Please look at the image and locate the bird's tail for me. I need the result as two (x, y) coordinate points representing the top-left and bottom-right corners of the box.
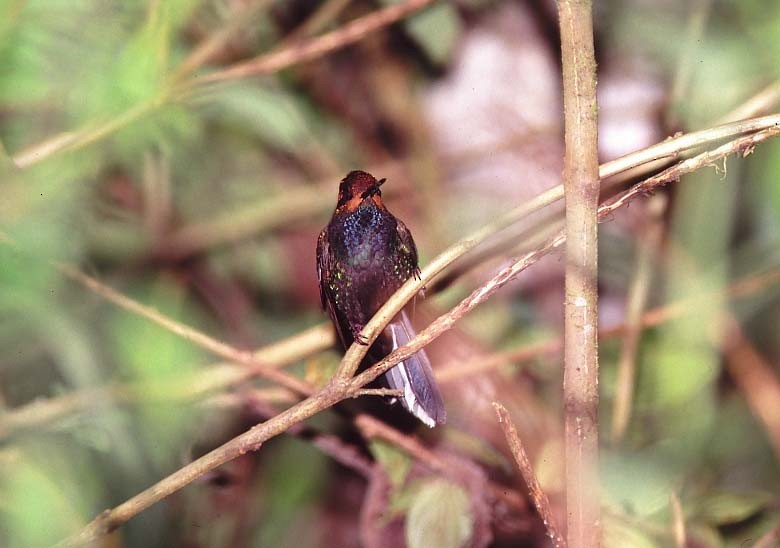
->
(382, 310), (446, 427)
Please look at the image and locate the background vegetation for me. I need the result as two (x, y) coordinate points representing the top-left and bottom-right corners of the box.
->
(1, 0), (779, 547)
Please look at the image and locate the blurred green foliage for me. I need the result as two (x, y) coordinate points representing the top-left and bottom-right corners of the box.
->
(0, 0), (779, 547)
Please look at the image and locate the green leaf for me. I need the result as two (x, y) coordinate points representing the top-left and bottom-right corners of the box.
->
(694, 491), (772, 526)
(442, 428), (511, 472)
(602, 515), (660, 548)
(1, 448), (98, 548)
(405, 4), (461, 64)
(111, 278), (204, 467)
(204, 83), (315, 151)
(369, 439), (412, 490)
(405, 479), (473, 548)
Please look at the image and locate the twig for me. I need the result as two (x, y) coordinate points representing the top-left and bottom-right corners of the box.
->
(245, 394), (374, 478)
(722, 315), (780, 461)
(171, 0), (274, 81)
(352, 388), (403, 398)
(717, 80), (780, 124)
(280, 0), (354, 45)
(610, 194), (667, 443)
(194, 0), (436, 85)
(493, 403), (565, 548)
(669, 492), (686, 548)
(558, 2), (601, 544)
(57, 125), (780, 546)
(354, 414), (526, 512)
(436, 265), (780, 383)
(56, 263), (314, 396)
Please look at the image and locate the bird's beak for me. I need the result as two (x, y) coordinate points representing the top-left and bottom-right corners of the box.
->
(361, 178), (386, 199)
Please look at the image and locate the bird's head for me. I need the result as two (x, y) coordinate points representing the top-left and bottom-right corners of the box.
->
(336, 170), (386, 211)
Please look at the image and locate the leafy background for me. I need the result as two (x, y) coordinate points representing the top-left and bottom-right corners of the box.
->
(1, 0), (780, 547)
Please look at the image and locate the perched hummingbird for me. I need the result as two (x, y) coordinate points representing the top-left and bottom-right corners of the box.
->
(316, 170), (446, 427)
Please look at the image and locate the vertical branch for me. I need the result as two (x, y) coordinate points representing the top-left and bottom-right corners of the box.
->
(610, 194), (666, 442)
(557, 1), (600, 546)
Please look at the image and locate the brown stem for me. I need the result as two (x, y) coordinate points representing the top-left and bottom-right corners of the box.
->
(722, 315), (780, 461)
(493, 403), (565, 548)
(557, 2), (601, 544)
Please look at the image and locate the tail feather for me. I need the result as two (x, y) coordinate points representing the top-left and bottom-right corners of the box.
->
(382, 310), (446, 427)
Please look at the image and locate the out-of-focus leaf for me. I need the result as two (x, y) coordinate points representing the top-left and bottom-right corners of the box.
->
(686, 525), (724, 548)
(535, 438), (565, 494)
(443, 428), (511, 472)
(405, 479), (473, 548)
(204, 84), (316, 151)
(370, 439), (412, 490)
(694, 491), (773, 526)
(602, 515), (660, 548)
(255, 439), (328, 547)
(65, 1), (201, 160)
(405, 3), (461, 64)
(111, 278), (204, 467)
(602, 450), (676, 516)
(1, 448), (97, 548)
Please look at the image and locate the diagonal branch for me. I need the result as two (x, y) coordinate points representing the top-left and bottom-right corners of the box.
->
(194, 0), (436, 86)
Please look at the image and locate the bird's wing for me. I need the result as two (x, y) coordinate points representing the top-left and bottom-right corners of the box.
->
(316, 228), (350, 348)
(394, 218), (419, 272)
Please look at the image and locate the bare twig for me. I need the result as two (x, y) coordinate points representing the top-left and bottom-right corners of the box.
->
(493, 403), (565, 548)
(557, 2), (601, 545)
(722, 315), (780, 461)
(171, 0), (274, 81)
(56, 264), (314, 396)
(437, 265), (780, 383)
(669, 492), (686, 548)
(610, 194), (667, 442)
(717, 80), (780, 124)
(355, 414), (526, 512)
(194, 0), (435, 85)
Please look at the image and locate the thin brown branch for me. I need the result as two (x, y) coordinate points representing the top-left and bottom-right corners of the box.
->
(558, 1), (601, 544)
(610, 194), (667, 443)
(245, 395), (374, 478)
(56, 263), (314, 396)
(722, 315), (780, 461)
(436, 265), (780, 383)
(194, 0), (435, 85)
(354, 414), (527, 512)
(493, 403), (565, 548)
(171, 0), (274, 81)
(717, 80), (780, 124)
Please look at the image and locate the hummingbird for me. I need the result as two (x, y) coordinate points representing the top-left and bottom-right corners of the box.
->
(316, 170), (446, 427)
